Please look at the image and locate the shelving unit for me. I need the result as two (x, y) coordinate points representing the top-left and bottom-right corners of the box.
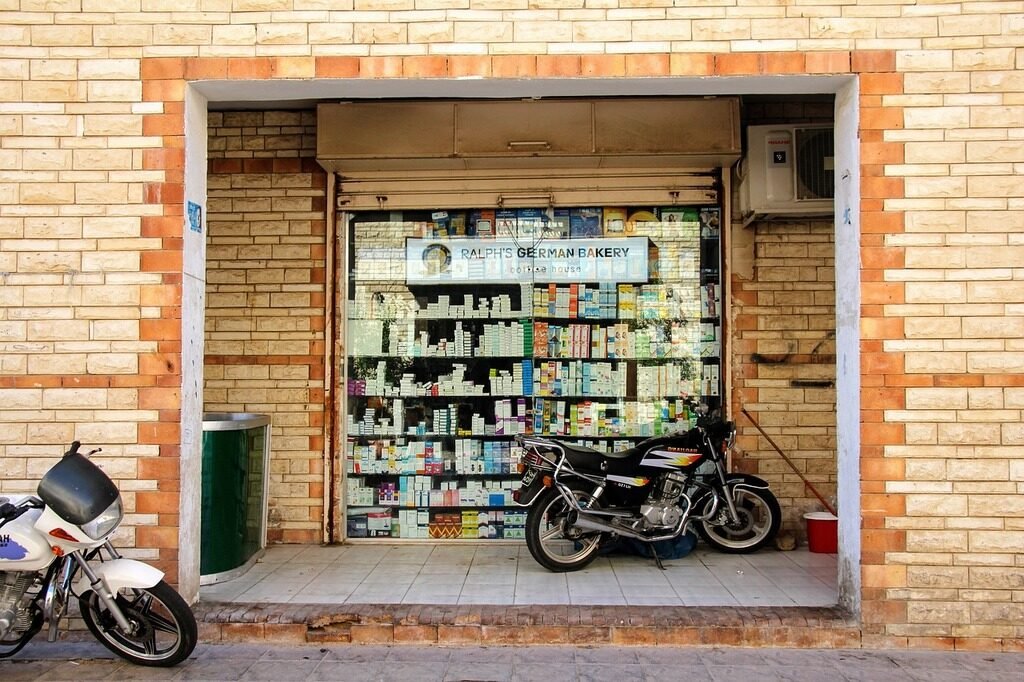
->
(344, 206), (721, 541)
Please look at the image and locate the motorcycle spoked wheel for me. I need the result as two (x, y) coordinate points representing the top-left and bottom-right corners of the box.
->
(697, 478), (781, 554)
(525, 486), (605, 572)
(79, 580), (197, 667)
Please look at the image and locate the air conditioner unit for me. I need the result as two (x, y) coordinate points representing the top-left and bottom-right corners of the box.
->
(738, 124), (835, 224)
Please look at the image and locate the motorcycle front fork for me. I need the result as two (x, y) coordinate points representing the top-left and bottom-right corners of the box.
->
(73, 551), (136, 635)
(716, 466), (742, 525)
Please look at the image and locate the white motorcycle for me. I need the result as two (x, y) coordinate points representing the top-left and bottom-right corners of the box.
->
(0, 441), (196, 666)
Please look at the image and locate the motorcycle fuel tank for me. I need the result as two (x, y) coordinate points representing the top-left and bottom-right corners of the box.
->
(0, 503), (55, 571)
(639, 446), (705, 470)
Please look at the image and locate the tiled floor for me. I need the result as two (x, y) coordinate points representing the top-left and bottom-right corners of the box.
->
(200, 544), (838, 607)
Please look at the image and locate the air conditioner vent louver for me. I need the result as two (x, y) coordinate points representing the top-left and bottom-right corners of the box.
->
(795, 127), (834, 201)
(738, 124), (835, 224)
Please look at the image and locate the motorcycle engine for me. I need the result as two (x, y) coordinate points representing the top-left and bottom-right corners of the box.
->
(0, 572), (33, 638)
(640, 472), (689, 529)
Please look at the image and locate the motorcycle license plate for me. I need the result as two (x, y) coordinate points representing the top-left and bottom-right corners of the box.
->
(514, 468), (544, 506)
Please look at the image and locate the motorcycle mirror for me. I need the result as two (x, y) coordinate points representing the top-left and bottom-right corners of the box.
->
(64, 440), (81, 458)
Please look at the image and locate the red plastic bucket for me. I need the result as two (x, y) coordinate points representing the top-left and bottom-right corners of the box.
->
(804, 511), (838, 553)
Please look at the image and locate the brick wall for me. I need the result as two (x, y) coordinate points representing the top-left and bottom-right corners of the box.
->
(0, 0), (1021, 651)
(205, 111), (327, 544)
(731, 220), (837, 538)
(730, 99), (838, 538)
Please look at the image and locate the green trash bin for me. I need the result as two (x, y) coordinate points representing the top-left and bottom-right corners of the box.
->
(200, 412), (270, 583)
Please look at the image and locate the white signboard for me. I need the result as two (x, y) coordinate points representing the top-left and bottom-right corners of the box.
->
(406, 237), (650, 285)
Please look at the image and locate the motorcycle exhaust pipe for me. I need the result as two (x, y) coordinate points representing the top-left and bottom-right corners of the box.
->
(568, 509), (685, 544)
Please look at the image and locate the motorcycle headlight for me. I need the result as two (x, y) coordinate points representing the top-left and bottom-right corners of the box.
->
(81, 496), (123, 540)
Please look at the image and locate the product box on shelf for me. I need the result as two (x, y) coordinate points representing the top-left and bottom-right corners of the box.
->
(431, 211), (451, 237)
(517, 208), (547, 237)
(702, 363), (721, 397)
(569, 208), (602, 237)
(550, 209), (571, 238)
(495, 209), (517, 237)
(347, 512), (368, 538)
(603, 207), (627, 235)
(470, 209), (495, 238)
(658, 207), (699, 231)
(701, 282), (721, 318)
(366, 508), (394, 537)
(451, 213), (467, 236)
(461, 511), (477, 538)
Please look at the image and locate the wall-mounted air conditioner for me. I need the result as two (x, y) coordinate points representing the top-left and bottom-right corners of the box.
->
(738, 124), (835, 224)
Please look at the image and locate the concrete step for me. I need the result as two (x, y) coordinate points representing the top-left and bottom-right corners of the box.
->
(194, 602), (859, 648)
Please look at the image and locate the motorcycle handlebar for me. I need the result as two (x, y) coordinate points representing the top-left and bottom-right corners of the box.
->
(0, 497), (41, 528)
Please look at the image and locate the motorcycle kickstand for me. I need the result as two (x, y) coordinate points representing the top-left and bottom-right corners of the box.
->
(650, 545), (667, 571)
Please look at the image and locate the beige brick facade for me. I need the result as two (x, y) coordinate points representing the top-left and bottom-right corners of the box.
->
(205, 110), (326, 545)
(731, 219), (838, 536)
(0, 0), (1022, 651)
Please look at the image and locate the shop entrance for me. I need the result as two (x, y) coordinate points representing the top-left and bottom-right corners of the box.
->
(188, 75), (860, 610)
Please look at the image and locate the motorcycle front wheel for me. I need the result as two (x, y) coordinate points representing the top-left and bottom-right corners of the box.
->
(697, 476), (781, 554)
(525, 486), (604, 572)
(79, 579), (197, 667)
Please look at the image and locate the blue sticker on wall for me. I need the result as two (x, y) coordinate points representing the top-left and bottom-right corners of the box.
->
(0, 534), (29, 560)
(187, 201), (202, 234)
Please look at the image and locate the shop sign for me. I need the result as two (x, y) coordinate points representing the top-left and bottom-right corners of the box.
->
(406, 237), (649, 285)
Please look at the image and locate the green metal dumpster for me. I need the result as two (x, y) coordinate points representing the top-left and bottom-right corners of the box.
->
(200, 412), (270, 584)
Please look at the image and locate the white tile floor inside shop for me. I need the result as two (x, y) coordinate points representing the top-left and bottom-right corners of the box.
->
(200, 544), (838, 607)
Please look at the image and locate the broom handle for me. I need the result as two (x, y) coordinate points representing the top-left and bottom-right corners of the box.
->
(740, 407), (837, 516)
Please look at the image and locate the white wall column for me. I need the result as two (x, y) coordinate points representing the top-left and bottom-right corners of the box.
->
(833, 77), (862, 614)
(179, 85), (209, 603)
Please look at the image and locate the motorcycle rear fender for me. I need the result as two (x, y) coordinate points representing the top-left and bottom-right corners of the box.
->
(74, 558), (164, 596)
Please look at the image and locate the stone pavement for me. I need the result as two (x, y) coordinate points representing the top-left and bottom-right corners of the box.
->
(2, 640), (1023, 681)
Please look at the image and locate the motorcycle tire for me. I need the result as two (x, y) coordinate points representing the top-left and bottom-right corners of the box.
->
(525, 486), (605, 572)
(79, 579), (197, 667)
(697, 474), (781, 554)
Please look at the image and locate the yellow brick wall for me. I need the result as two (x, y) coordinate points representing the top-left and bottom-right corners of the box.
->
(731, 220), (837, 538)
(730, 98), (838, 540)
(206, 110), (327, 544)
(0, 0), (1020, 649)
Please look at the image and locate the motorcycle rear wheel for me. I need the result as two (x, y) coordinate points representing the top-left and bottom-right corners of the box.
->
(697, 476), (781, 554)
(525, 486), (604, 572)
(79, 579), (197, 667)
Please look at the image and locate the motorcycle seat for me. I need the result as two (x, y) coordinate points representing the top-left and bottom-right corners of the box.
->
(558, 440), (643, 474)
(560, 441), (634, 460)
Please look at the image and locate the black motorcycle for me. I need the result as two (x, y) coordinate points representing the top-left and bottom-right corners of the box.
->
(514, 408), (780, 572)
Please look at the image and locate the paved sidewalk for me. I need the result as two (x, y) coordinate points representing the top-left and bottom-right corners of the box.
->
(2, 641), (1023, 681)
